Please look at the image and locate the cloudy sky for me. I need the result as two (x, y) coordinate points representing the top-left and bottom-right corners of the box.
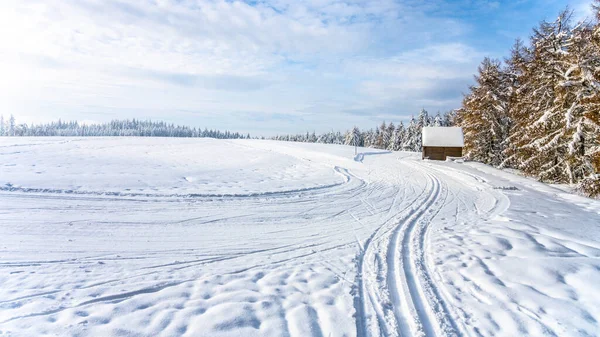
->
(0, 0), (594, 135)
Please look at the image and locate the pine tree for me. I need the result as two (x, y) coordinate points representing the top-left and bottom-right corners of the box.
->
(392, 122), (405, 151)
(417, 109), (429, 129)
(362, 129), (373, 148)
(569, 4), (600, 195)
(346, 126), (362, 153)
(554, 21), (600, 186)
(404, 117), (419, 151)
(508, 11), (575, 181)
(502, 39), (531, 168)
(352, 126), (362, 147)
(385, 122), (395, 150)
(433, 112), (443, 127)
(443, 110), (457, 126)
(388, 125), (397, 151)
(8, 115), (15, 136)
(458, 57), (511, 166)
(375, 122), (386, 149)
(344, 130), (353, 145)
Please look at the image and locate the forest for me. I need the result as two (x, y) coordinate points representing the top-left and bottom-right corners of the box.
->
(0, 117), (250, 140)
(271, 109), (454, 152)
(456, 6), (600, 197)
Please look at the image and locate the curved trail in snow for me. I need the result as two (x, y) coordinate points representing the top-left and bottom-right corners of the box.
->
(357, 157), (511, 337)
(0, 166), (356, 200)
(357, 160), (455, 337)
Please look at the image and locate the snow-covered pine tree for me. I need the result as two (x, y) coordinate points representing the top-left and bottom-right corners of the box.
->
(352, 126), (362, 147)
(417, 109), (429, 129)
(388, 124), (397, 151)
(582, 2), (600, 196)
(392, 122), (405, 151)
(567, 7), (600, 195)
(552, 20), (600, 187)
(8, 115), (15, 136)
(0, 115), (4, 136)
(404, 117), (419, 152)
(343, 130), (353, 145)
(399, 121), (409, 151)
(508, 11), (575, 182)
(347, 126), (362, 154)
(457, 57), (510, 166)
(415, 110), (429, 150)
(501, 39), (530, 168)
(433, 112), (443, 126)
(385, 122), (395, 150)
(443, 110), (457, 126)
(375, 121), (386, 149)
(361, 129), (372, 148)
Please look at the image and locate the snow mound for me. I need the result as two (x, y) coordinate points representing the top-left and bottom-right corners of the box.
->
(0, 137), (343, 196)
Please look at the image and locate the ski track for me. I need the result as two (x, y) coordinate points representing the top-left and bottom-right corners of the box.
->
(357, 161), (460, 337)
(1, 138), (599, 337)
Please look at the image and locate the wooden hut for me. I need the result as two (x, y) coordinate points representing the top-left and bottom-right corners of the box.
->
(422, 127), (464, 160)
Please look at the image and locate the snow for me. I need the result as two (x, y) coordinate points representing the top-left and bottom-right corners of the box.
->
(0, 138), (339, 196)
(1, 137), (599, 337)
(422, 127), (464, 147)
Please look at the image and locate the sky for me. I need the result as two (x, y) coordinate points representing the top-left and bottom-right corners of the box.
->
(0, 0), (595, 136)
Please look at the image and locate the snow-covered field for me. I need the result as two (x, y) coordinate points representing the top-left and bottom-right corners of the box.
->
(1, 138), (599, 337)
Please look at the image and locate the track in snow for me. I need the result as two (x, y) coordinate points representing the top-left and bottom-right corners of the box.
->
(357, 161), (459, 337)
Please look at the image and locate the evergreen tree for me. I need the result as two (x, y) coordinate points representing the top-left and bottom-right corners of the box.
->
(443, 110), (457, 126)
(433, 112), (443, 127)
(457, 57), (511, 166)
(9, 115), (15, 136)
(375, 122), (386, 149)
(392, 122), (405, 151)
(352, 126), (362, 148)
(508, 11), (575, 181)
(385, 122), (395, 150)
(417, 109), (429, 129)
(404, 117), (419, 151)
(501, 39), (530, 167)
(343, 130), (353, 146)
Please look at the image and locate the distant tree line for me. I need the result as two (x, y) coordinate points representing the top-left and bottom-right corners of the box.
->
(456, 4), (600, 197)
(272, 109), (455, 152)
(0, 116), (250, 139)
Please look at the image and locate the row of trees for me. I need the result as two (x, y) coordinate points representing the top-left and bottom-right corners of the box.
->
(456, 0), (600, 196)
(273, 109), (455, 151)
(0, 115), (16, 136)
(457, 4), (600, 196)
(0, 116), (251, 139)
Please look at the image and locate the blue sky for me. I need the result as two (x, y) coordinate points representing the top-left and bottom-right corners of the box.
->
(0, 0), (594, 136)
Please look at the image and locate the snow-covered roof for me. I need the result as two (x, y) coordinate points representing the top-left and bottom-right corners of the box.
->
(422, 127), (464, 147)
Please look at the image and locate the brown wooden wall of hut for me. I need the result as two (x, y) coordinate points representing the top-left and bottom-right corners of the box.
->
(422, 146), (463, 160)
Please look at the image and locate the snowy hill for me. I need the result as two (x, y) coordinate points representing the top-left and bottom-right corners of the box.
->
(0, 138), (599, 337)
